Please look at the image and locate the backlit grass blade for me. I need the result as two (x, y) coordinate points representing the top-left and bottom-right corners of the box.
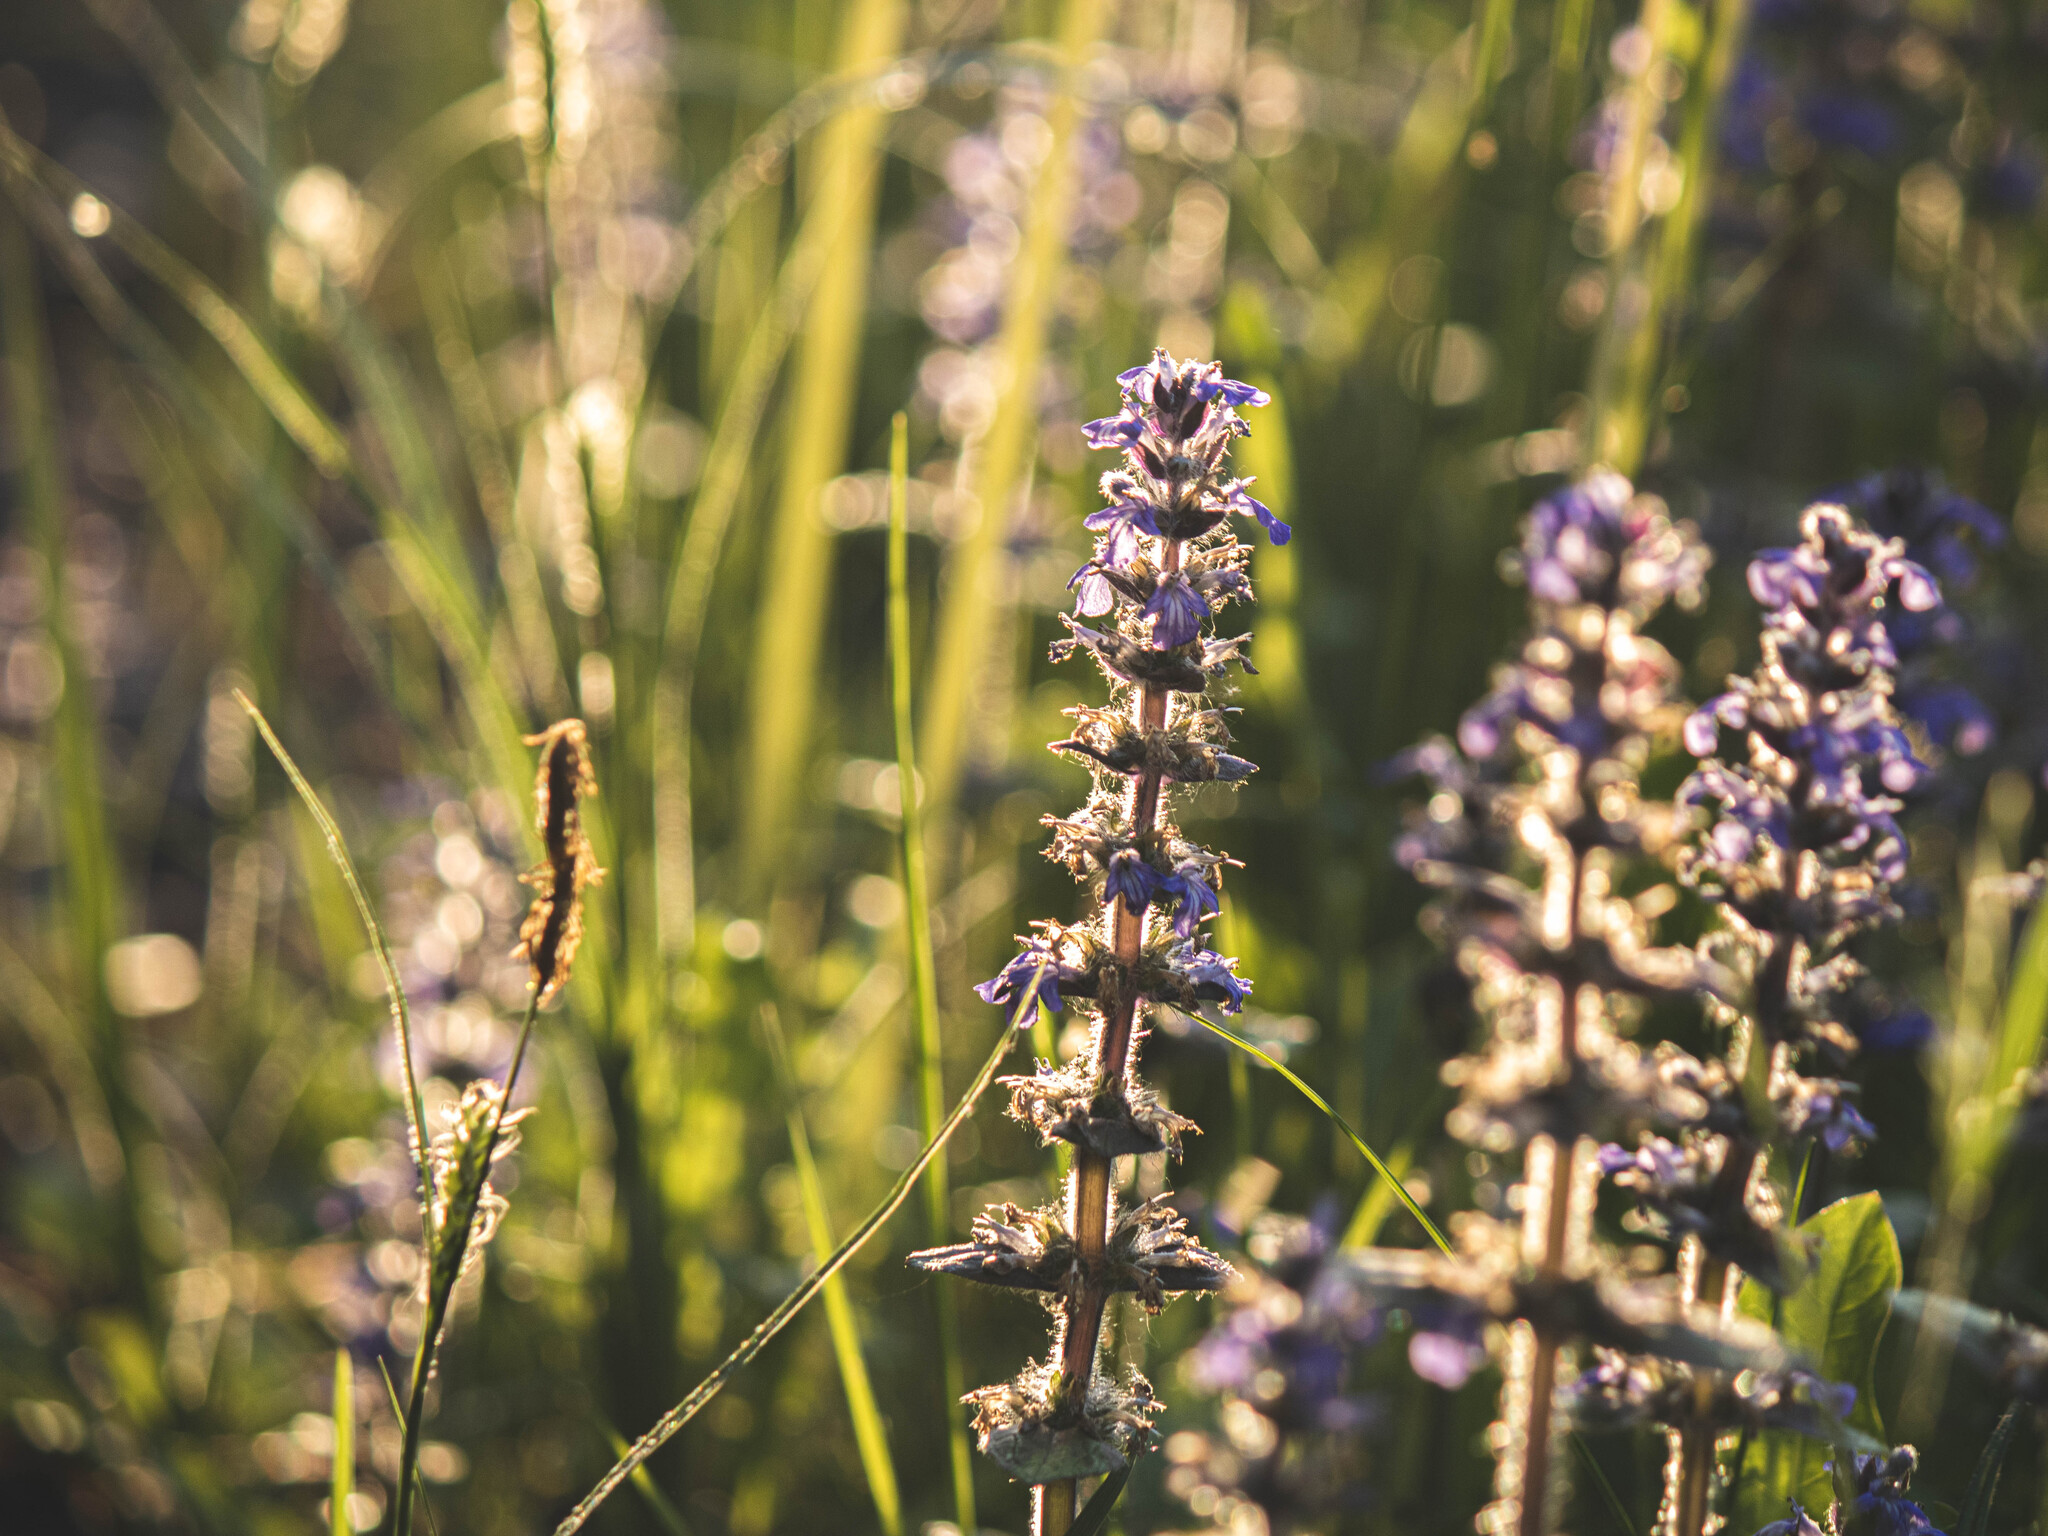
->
(889, 412), (976, 1531)
(0, 210), (121, 1032)
(760, 1007), (903, 1536)
(0, 117), (382, 677)
(1599, 0), (1752, 473)
(1340, 1139), (1417, 1248)
(602, 1428), (695, 1536)
(919, 0), (1112, 824)
(16, 141), (350, 476)
(330, 1351), (353, 1536)
(740, 0), (908, 895)
(555, 968), (1046, 1536)
(1188, 1014), (1451, 1257)
(236, 692), (432, 1217)
(651, 179), (842, 954)
(1471, 0), (1521, 115)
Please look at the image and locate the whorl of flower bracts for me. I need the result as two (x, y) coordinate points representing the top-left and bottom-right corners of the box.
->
(908, 352), (1276, 1530)
(1679, 503), (1940, 1153)
(1371, 472), (1797, 1536)
(514, 719), (604, 1003)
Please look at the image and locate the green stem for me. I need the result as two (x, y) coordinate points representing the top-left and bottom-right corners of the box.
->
(393, 990), (541, 1536)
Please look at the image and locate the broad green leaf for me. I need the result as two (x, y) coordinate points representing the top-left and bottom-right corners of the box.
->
(1730, 1192), (1902, 1535)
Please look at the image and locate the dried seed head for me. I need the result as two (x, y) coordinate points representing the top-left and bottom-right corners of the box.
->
(514, 719), (605, 1002)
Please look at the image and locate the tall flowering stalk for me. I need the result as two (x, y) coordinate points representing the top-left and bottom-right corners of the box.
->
(1350, 473), (1782, 1536)
(909, 352), (1282, 1533)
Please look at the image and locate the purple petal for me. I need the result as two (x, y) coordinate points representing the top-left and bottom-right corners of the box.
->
(1895, 559), (1940, 612)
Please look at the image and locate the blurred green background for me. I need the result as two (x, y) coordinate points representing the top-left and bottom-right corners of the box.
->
(0, 0), (2046, 1530)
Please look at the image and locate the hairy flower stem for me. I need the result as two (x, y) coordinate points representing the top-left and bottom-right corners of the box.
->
(394, 991), (540, 1536)
(1667, 1241), (1737, 1536)
(1037, 546), (1180, 1536)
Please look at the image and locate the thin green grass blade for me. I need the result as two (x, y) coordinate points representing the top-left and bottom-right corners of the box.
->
(919, 0), (1112, 823)
(1599, 0), (1753, 472)
(555, 966), (1046, 1536)
(375, 1360), (441, 1536)
(1956, 1398), (2025, 1536)
(1340, 1139), (1416, 1249)
(0, 116), (384, 679)
(740, 0), (907, 894)
(651, 177), (840, 954)
(0, 210), (121, 1032)
(236, 692), (431, 1221)
(324, 311), (535, 824)
(601, 1428), (695, 1536)
(888, 412), (977, 1531)
(15, 141), (350, 476)
(330, 1352), (354, 1536)
(1470, 0), (1521, 114)
(1188, 1015), (1451, 1257)
(1067, 1462), (1136, 1536)
(760, 1008), (903, 1536)
(1571, 1430), (1637, 1536)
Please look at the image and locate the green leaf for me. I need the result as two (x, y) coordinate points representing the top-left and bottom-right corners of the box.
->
(1067, 1462), (1136, 1536)
(1730, 1192), (1903, 1535)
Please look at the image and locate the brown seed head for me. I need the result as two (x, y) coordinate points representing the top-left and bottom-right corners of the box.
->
(514, 720), (604, 1002)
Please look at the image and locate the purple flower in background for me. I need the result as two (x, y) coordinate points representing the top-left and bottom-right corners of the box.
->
(1177, 1211), (1382, 1528)
(1682, 501), (1937, 1149)
(1843, 1448), (1946, 1536)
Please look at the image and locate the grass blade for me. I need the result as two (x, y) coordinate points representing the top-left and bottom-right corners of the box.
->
(0, 208), (121, 1028)
(601, 1428), (695, 1536)
(651, 174), (841, 954)
(1188, 1014), (1451, 1257)
(554, 972), (1044, 1536)
(330, 1352), (354, 1536)
(740, 0), (908, 894)
(14, 140), (350, 476)
(919, 0), (1112, 823)
(1956, 1398), (2024, 1536)
(1067, 1462), (1135, 1536)
(236, 692), (431, 1220)
(760, 1007), (903, 1536)
(889, 412), (977, 1529)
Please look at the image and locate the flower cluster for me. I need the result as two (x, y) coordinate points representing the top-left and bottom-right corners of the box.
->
(1365, 474), (1795, 1536)
(1170, 1212), (1381, 1532)
(910, 353), (1279, 1527)
(1680, 502), (1939, 1153)
(1836, 468), (2004, 767)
